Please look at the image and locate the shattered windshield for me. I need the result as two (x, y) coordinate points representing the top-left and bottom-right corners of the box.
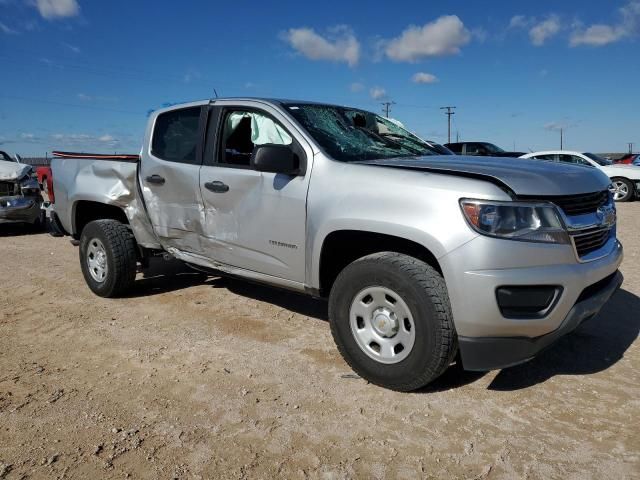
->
(285, 104), (442, 162)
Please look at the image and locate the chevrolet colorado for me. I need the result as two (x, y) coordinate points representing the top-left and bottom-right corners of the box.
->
(49, 98), (623, 391)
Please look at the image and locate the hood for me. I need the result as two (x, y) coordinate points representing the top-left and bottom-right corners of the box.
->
(357, 155), (610, 196)
(0, 160), (32, 182)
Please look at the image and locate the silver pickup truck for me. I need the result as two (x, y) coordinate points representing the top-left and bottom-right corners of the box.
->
(49, 98), (624, 391)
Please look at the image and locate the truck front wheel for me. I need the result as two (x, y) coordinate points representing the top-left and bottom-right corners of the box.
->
(328, 252), (457, 391)
(79, 219), (137, 297)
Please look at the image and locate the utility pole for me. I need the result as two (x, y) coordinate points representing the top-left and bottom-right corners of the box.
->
(381, 101), (395, 117)
(440, 106), (456, 144)
(629, 143), (634, 154)
(560, 128), (564, 150)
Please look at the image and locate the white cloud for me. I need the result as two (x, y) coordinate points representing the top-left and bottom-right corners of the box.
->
(34, 0), (80, 19)
(76, 93), (117, 102)
(570, 1), (640, 47)
(571, 25), (622, 46)
(529, 15), (561, 46)
(350, 82), (364, 92)
(384, 15), (471, 62)
(62, 41), (80, 53)
(50, 133), (120, 147)
(370, 87), (386, 100)
(509, 15), (529, 29)
(283, 26), (360, 67)
(471, 27), (488, 43)
(411, 72), (439, 84)
(183, 68), (201, 83)
(0, 21), (18, 34)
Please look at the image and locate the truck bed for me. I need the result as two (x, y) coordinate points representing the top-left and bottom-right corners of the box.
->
(50, 151), (160, 248)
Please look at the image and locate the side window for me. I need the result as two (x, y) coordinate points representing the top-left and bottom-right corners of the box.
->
(532, 154), (556, 161)
(558, 154), (589, 165)
(151, 107), (201, 164)
(448, 143), (463, 154)
(465, 143), (483, 155)
(571, 155), (591, 166)
(219, 110), (292, 167)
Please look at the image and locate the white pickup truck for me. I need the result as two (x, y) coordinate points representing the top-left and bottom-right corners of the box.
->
(49, 98), (623, 391)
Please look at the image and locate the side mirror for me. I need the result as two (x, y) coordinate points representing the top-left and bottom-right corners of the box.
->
(250, 144), (299, 175)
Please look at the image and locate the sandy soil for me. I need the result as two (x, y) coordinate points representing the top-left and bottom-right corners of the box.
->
(1, 204), (639, 480)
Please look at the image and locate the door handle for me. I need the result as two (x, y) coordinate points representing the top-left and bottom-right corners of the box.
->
(145, 174), (165, 185)
(205, 181), (229, 193)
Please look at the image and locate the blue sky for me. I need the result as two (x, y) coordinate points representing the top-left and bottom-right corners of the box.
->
(1, 0), (638, 155)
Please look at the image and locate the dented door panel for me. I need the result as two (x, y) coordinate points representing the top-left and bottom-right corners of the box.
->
(199, 166), (308, 281)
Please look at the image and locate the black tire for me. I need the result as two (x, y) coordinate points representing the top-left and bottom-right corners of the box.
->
(611, 177), (634, 202)
(328, 252), (457, 392)
(79, 219), (137, 297)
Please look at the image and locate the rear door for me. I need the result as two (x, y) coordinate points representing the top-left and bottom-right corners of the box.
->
(139, 104), (207, 251)
(197, 101), (313, 283)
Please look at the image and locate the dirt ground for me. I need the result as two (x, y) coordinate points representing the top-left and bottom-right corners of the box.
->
(1, 205), (638, 480)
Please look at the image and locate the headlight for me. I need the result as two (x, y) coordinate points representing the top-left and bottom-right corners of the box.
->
(460, 199), (570, 244)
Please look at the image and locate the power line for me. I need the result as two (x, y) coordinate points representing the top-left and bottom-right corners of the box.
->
(440, 106), (456, 144)
(0, 94), (143, 115)
(381, 101), (396, 117)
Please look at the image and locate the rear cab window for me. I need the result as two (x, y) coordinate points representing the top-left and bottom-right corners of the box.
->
(151, 107), (202, 164)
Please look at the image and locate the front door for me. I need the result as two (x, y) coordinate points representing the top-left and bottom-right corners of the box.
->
(198, 102), (312, 283)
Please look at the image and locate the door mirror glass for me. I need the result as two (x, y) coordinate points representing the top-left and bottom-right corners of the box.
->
(251, 144), (299, 175)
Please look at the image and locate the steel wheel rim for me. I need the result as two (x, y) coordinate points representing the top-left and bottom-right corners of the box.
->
(612, 181), (629, 200)
(87, 238), (108, 283)
(349, 286), (416, 364)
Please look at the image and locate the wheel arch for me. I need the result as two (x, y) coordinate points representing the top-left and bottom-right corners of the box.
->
(316, 229), (444, 297)
(72, 200), (129, 238)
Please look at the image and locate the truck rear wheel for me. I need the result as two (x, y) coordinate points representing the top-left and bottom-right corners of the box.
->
(328, 252), (457, 391)
(79, 219), (137, 298)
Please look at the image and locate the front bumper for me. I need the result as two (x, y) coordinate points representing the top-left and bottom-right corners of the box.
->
(458, 270), (623, 370)
(0, 196), (41, 224)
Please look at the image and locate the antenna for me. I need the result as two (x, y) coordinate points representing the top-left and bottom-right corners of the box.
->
(213, 88), (219, 99)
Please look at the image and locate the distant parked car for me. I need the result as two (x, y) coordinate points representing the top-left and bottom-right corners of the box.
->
(444, 142), (526, 157)
(613, 154), (638, 165)
(520, 150), (640, 202)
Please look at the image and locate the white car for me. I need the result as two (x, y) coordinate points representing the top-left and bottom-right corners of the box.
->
(520, 151), (640, 202)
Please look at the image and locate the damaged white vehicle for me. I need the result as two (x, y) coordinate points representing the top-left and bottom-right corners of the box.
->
(0, 151), (43, 226)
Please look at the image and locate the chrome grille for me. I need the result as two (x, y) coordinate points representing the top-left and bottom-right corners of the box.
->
(571, 227), (612, 257)
(520, 191), (609, 216)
